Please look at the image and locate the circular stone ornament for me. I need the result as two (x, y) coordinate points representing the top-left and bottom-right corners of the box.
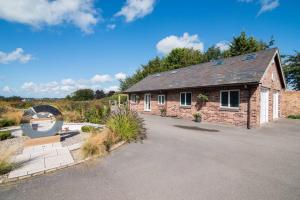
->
(21, 105), (64, 138)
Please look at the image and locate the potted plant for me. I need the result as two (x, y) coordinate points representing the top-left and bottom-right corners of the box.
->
(193, 112), (201, 122)
(197, 93), (208, 102)
(160, 108), (167, 117)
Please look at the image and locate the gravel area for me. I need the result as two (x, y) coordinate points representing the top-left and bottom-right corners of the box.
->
(0, 136), (29, 154)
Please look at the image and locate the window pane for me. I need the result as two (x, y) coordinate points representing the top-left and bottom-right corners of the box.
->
(186, 93), (192, 105)
(221, 91), (228, 107)
(230, 91), (239, 107)
(158, 96), (161, 104)
(131, 94), (136, 102)
(162, 96), (165, 104)
(180, 93), (185, 105)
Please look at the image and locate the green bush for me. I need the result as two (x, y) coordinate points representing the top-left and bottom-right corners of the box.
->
(81, 126), (97, 132)
(0, 131), (13, 141)
(0, 119), (16, 128)
(106, 109), (145, 142)
(288, 115), (300, 119)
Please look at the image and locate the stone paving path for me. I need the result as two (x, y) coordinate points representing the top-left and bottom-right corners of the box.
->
(9, 142), (74, 179)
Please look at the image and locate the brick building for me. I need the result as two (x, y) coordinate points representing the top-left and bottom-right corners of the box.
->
(125, 48), (286, 128)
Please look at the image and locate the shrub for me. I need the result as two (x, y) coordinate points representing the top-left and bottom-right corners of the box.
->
(0, 119), (16, 128)
(160, 108), (166, 117)
(288, 115), (300, 119)
(81, 132), (108, 158)
(0, 131), (13, 141)
(0, 147), (15, 175)
(106, 109), (145, 142)
(193, 112), (202, 122)
(81, 126), (97, 133)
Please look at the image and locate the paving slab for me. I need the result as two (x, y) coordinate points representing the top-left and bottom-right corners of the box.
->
(8, 142), (74, 179)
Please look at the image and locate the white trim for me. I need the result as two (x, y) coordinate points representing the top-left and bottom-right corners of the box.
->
(260, 88), (269, 124)
(144, 93), (151, 111)
(220, 89), (240, 108)
(180, 92), (192, 106)
(157, 95), (165, 105)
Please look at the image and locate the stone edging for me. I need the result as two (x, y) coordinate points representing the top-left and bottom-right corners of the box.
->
(0, 140), (127, 185)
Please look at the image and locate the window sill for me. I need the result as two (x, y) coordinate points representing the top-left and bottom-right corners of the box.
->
(219, 107), (240, 112)
(180, 105), (192, 109)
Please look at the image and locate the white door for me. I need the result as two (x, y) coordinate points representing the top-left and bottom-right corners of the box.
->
(144, 94), (151, 111)
(273, 91), (279, 119)
(260, 88), (269, 124)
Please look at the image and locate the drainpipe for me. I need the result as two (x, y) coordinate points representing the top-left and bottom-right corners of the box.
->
(247, 85), (251, 129)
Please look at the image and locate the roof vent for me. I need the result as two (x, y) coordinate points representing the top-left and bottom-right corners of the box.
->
(171, 70), (177, 74)
(243, 53), (256, 61)
(212, 59), (224, 66)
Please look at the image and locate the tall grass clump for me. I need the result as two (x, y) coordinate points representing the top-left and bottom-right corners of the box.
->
(81, 132), (108, 158)
(106, 109), (146, 142)
(0, 147), (15, 175)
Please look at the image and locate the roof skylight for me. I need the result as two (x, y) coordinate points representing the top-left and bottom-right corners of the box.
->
(213, 59), (224, 66)
(171, 70), (177, 74)
(243, 53), (256, 61)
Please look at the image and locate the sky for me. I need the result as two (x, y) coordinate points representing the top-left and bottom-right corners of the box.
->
(0, 0), (299, 98)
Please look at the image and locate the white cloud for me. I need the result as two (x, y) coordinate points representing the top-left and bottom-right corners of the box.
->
(0, 48), (32, 64)
(156, 32), (204, 55)
(115, 0), (155, 22)
(61, 78), (75, 85)
(215, 41), (230, 51)
(104, 85), (119, 93)
(0, 0), (99, 33)
(258, 0), (279, 15)
(21, 82), (38, 92)
(239, 0), (280, 16)
(106, 23), (116, 30)
(114, 72), (127, 80)
(91, 74), (113, 83)
(19, 73), (122, 97)
(2, 86), (13, 93)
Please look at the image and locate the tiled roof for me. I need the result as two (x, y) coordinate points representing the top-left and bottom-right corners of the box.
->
(126, 48), (278, 93)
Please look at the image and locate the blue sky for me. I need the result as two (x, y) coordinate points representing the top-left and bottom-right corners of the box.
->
(0, 0), (299, 98)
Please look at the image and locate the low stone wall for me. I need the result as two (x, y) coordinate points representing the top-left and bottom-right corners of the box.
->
(281, 91), (300, 117)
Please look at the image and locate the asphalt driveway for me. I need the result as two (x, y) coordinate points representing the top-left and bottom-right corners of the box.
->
(1, 115), (300, 200)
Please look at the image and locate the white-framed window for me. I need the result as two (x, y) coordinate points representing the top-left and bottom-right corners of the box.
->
(180, 92), (192, 106)
(130, 94), (137, 103)
(220, 90), (240, 108)
(158, 95), (165, 105)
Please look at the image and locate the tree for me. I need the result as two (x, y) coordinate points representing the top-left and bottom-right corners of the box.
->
(204, 46), (223, 62)
(283, 51), (300, 90)
(106, 90), (116, 97)
(70, 89), (94, 101)
(229, 32), (272, 56)
(95, 90), (105, 99)
(164, 48), (204, 69)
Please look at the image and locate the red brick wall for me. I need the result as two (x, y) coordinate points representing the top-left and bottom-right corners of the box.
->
(129, 85), (259, 127)
(281, 91), (300, 116)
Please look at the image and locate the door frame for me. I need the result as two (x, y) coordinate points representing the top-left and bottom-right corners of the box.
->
(144, 93), (151, 111)
(260, 88), (269, 124)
